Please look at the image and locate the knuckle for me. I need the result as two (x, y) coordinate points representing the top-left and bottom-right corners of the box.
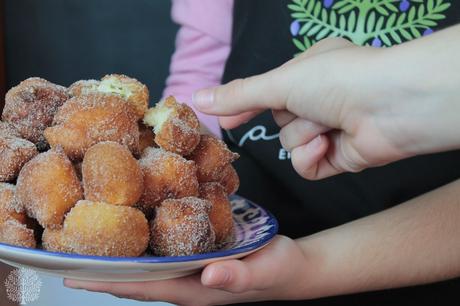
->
(228, 79), (246, 99)
(336, 136), (365, 173)
(291, 150), (317, 180)
(278, 128), (291, 151)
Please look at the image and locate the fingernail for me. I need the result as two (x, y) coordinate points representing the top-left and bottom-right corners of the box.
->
(203, 266), (230, 288)
(305, 135), (322, 150)
(193, 89), (214, 109)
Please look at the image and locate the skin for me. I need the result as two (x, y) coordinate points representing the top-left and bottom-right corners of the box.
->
(65, 25), (460, 305)
(195, 25), (460, 180)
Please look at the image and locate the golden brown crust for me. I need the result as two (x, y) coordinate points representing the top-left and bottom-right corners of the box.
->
(144, 96), (200, 155)
(0, 183), (26, 223)
(188, 135), (239, 182)
(150, 197), (215, 256)
(0, 215), (36, 248)
(0, 183), (37, 248)
(41, 228), (70, 253)
(16, 148), (83, 228)
(2, 77), (69, 146)
(154, 118), (201, 156)
(100, 74), (149, 118)
(67, 79), (100, 97)
(216, 164), (240, 195)
(44, 94), (139, 160)
(82, 141), (143, 206)
(0, 136), (38, 182)
(137, 147), (199, 216)
(199, 183), (234, 245)
(42, 200), (149, 257)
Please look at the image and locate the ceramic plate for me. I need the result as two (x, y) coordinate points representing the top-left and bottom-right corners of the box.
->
(0, 195), (278, 282)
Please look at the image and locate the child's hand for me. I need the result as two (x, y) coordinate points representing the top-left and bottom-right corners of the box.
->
(64, 236), (315, 305)
(193, 29), (460, 180)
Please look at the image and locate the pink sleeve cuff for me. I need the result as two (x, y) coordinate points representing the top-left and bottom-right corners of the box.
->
(162, 0), (233, 138)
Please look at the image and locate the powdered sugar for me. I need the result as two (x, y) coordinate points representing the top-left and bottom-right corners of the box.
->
(2, 78), (69, 146)
(150, 197), (215, 256)
(0, 136), (38, 182)
(138, 147), (199, 215)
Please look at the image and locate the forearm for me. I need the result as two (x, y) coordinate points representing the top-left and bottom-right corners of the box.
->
(296, 179), (460, 299)
(376, 23), (460, 157)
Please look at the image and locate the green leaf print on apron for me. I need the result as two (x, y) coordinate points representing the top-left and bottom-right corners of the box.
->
(288, 0), (451, 51)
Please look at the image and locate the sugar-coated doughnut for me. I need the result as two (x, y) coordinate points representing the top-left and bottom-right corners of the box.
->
(143, 96), (200, 155)
(137, 147), (199, 217)
(99, 74), (149, 118)
(42, 200), (149, 257)
(44, 94), (139, 160)
(67, 79), (100, 97)
(188, 135), (239, 182)
(150, 197), (215, 256)
(68, 75), (149, 119)
(16, 148), (83, 228)
(216, 164), (240, 195)
(199, 182), (234, 245)
(2, 77), (69, 147)
(0, 183), (36, 248)
(82, 141), (143, 206)
(0, 135), (38, 182)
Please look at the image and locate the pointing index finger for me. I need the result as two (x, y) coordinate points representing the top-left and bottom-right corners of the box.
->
(193, 68), (290, 116)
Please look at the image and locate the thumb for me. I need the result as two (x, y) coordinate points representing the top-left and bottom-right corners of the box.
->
(201, 260), (253, 293)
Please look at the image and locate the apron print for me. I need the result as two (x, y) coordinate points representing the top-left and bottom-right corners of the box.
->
(288, 0), (451, 52)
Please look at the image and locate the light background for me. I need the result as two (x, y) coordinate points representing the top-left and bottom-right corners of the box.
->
(24, 274), (173, 306)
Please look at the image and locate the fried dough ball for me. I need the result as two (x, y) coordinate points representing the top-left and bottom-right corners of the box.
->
(82, 142), (143, 206)
(2, 77), (69, 147)
(68, 75), (149, 118)
(216, 164), (240, 195)
(199, 183), (234, 245)
(188, 135), (239, 182)
(150, 197), (215, 256)
(138, 122), (156, 153)
(41, 227), (70, 253)
(143, 96), (200, 155)
(67, 79), (100, 97)
(0, 183), (36, 248)
(16, 148), (83, 228)
(0, 136), (38, 182)
(44, 94), (139, 160)
(137, 147), (199, 216)
(0, 215), (36, 248)
(98, 74), (149, 118)
(42, 200), (149, 257)
(0, 183), (26, 223)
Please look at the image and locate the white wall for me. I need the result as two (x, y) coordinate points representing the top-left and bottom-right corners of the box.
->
(26, 274), (174, 306)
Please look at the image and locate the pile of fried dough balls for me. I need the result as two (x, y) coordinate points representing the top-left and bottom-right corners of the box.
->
(0, 75), (240, 257)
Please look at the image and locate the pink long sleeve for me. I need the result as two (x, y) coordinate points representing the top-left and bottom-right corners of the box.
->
(163, 0), (233, 137)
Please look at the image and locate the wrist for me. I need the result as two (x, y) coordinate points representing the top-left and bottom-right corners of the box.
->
(253, 235), (320, 301)
(372, 32), (460, 157)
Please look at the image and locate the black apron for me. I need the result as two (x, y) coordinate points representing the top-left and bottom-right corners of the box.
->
(221, 0), (460, 305)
